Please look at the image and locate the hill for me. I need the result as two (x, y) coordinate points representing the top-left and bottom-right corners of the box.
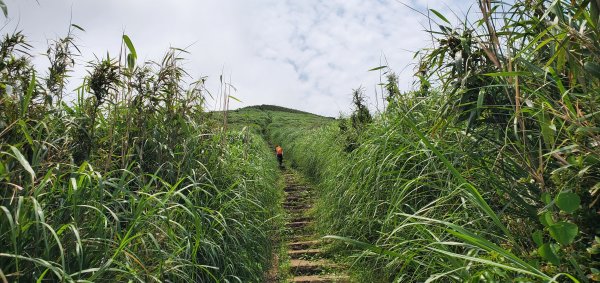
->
(237, 104), (334, 118)
(213, 104), (335, 137)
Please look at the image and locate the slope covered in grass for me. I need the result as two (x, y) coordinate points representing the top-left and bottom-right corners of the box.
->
(2, 0), (600, 282)
(217, 105), (334, 138)
(271, 1), (600, 282)
(0, 32), (282, 282)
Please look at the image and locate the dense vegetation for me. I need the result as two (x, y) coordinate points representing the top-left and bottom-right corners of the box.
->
(2, 0), (600, 282)
(272, 0), (600, 282)
(0, 27), (283, 281)
(225, 105), (333, 139)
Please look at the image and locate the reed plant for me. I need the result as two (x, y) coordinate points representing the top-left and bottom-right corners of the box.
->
(0, 29), (282, 282)
(274, 0), (600, 281)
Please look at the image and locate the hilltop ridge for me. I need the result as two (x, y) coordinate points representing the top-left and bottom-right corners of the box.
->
(234, 105), (335, 119)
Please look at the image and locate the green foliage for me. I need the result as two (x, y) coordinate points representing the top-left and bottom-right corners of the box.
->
(273, 0), (600, 281)
(0, 31), (282, 282)
(241, 104), (331, 117)
(556, 193), (581, 214)
(337, 87), (373, 152)
(0, 0), (6, 17)
(539, 243), (561, 265)
(122, 34), (137, 71)
(548, 222), (579, 246)
(350, 87), (372, 128)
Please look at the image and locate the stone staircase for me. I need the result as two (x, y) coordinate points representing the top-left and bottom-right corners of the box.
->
(282, 172), (349, 283)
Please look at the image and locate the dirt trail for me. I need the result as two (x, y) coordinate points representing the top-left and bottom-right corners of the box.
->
(272, 170), (349, 283)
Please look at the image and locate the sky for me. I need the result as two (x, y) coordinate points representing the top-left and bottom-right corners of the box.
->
(2, 0), (472, 116)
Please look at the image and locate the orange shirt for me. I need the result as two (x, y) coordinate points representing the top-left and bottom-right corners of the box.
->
(276, 146), (283, 155)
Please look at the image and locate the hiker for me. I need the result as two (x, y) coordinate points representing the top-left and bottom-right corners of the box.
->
(275, 145), (283, 167)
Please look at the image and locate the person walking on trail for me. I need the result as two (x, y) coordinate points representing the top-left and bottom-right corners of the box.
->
(275, 145), (283, 167)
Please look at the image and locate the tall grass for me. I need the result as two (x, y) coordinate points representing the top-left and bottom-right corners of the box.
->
(274, 0), (600, 282)
(0, 29), (282, 282)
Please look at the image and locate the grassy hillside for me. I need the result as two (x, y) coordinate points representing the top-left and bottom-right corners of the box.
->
(270, 1), (600, 282)
(2, 0), (600, 282)
(240, 104), (333, 117)
(214, 105), (334, 138)
(0, 33), (282, 282)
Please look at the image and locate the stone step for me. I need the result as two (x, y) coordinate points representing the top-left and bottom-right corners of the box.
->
(287, 221), (312, 228)
(289, 216), (312, 223)
(286, 188), (310, 193)
(288, 249), (322, 259)
(289, 234), (313, 242)
(277, 172), (350, 282)
(285, 193), (310, 199)
(284, 207), (311, 212)
(285, 196), (309, 202)
(285, 187), (310, 193)
(284, 203), (311, 209)
(285, 191), (309, 197)
(291, 275), (351, 283)
(286, 190), (310, 195)
(285, 200), (313, 206)
(290, 259), (330, 275)
(286, 208), (308, 215)
(289, 240), (320, 250)
(284, 201), (310, 207)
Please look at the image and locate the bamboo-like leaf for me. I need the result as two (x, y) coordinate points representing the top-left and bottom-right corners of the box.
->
(584, 61), (600, 78)
(9, 146), (34, 182)
(429, 247), (548, 279)
(127, 53), (135, 71)
(0, 254), (65, 280)
(368, 65), (388, 71)
(400, 112), (513, 239)
(399, 214), (547, 278)
(0, 0), (7, 17)
(484, 71), (529, 77)
(17, 120), (33, 145)
(323, 235), (402, 257)
(35, 269), (51, 283)
(122, 35), (137, 59)
(228, 95), (242, 103)
(430, 9), (451, 25)
(21, 73), (36, 118)
(71, 24), (85, 32)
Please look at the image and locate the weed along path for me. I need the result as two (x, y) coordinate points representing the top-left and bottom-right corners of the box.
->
(274, 170), (350, 283)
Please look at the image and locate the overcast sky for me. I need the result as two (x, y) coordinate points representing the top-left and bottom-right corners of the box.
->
(2, 0), (471, 116)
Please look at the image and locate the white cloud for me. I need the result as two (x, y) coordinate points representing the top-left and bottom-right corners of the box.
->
(2, 0), (470, 116)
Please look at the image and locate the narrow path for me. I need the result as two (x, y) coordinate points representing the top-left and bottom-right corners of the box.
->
(280, 170), (349, 283)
